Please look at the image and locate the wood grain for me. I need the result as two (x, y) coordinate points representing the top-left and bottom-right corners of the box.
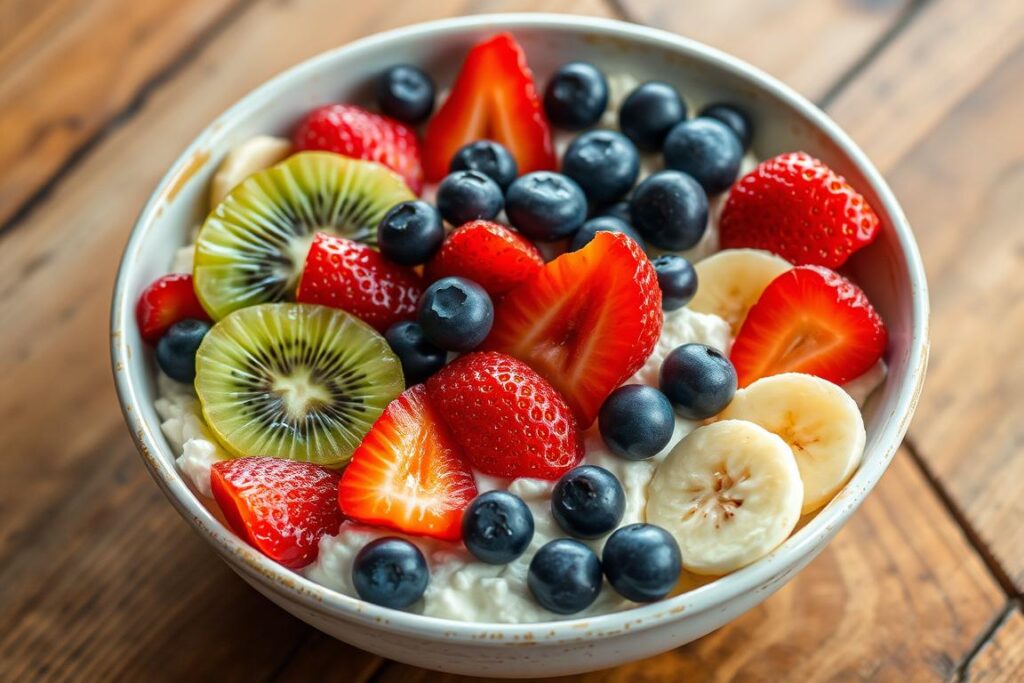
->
(963, 608), (1024, 683)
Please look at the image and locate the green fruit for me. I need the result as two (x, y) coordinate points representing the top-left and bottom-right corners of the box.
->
(195, 303), (405, 466)
(194, 151), (415, 320)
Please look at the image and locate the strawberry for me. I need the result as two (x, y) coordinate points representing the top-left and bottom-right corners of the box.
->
(719, 151), (881, 268)
(339, 385), (477, 541)
(135, 273), (210, 345)
(210, 457), (343, 569)
(423, 220), (544, 298)
(483, 232), (662, 427)
(422, 33), (556, 182)
(296, 232), (423, 333)
(426, 352), (583, 480)
(293, 104), (423, 194)
(730, 265), (887, 387)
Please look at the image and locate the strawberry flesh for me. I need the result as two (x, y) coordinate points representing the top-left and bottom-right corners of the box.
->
(423, 220), (544, 298)
(136, 273), (210, 345)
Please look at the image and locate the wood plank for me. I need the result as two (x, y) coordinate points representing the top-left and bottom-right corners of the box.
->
(963, 608), (1024, 683)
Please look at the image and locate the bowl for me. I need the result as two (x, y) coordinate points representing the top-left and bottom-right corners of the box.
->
(111, 13), (929, 678)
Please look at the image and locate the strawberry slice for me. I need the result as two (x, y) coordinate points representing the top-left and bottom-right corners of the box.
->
(211, 457), (343, 569)
(135, 273), (210, 344)
(296, 232), (423, 333)
(730, 265), (888, 387)
(423, 33), (556, 182)
(423, 220), (543, 298)
(339, 385), (477, 541)
(483, 232), (663, 427)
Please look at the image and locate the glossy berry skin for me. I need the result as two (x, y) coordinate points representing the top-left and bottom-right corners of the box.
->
(664, 118), (743, 195)
(699, 102), (752, 151)
(630, 171), (709, 251)
(156, 318), (211, 383)
(651, 253), (698, 311)
(551, 465), (625, 539)
(424, 221), (543, 298)
(352, 537), (430, 609)
(417, 277), (493, 351)
(569, 216), (646, 253)
(598, 385), (675, 461)
(543, 61), (609, 131)
(659, 343), (737, 420)
(136, 273), (210, 344)
(599, 200), (632, 224)
(377, 200), (445, 266)
(562, 130), (639, 205)
(618, 82), (686, 152)
(435, 170), (504, 227)
(505, 171), (588, 242)
(527, 539), (603, 614)
(377, 64), (436, 124)
(449, 140), (518, 191)
(384, 320), (447, 386)
(602, 523), (682, 602)
(462, 491), (535, 564)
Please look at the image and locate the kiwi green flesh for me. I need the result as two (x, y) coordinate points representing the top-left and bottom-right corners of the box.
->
(194, 151), (416, 320)
(195, 303), (405, 466)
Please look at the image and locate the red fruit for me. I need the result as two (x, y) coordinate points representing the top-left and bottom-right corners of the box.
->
(296, 232), (423, 333)
(293, 104), (423, 194)
(719, 151), (881, 268)
(211, 457), (343, 569)
(426, 352), (583, 480)
(423, 33), (556, 182)
(424, 221), (544, 297)
(135, 273), (210, 344)
(339, 385), (477, 541)
(730, 265), (888, 387)
(484, 232), (662, 427)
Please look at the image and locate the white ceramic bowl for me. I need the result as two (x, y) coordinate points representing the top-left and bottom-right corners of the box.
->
(111, 14), (929, 677)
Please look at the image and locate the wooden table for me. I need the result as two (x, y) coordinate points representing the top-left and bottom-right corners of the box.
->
(2, 0), (1022, 680)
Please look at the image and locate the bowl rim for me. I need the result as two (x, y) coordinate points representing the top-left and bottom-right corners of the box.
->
(111, 12), (929, 644)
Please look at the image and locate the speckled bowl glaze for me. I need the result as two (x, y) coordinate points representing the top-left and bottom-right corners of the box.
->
(111, 14), (929, 677)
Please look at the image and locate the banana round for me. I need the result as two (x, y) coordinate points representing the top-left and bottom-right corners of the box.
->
(209, 135), (292, 209)
(688, 248), (791, 334)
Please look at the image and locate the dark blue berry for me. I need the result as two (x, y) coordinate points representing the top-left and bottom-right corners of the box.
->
(652, 254), (698, 311)
(569, 216), (646, 252)
(377, 64), (435, 124)
(505, 171), (587, 242)
(699, 102), (752, 151)
(527, 539), (602, 614)
(551, 465), (625, 539)
(664, 118), (743, 195)
(598, 385), (675, 461)
(156, 318), (210, 383)
(436, 171), (503, 227)
(602, 523), (681, 602)
(543, 61), (609, 131)
(659, 343), (737, 420)
(352, 537), (429, 610)
(562, 130), (639, 205)
(630, 171), (708, 251)
(417, 276), (493, 351)
(599, 200), (632, 224)
(462, 491), (535, 564)
(384, 320), (447, 386)
(618, 82), (686, 152)
(377, 200), (444, 266)
(449, 140), (518, 191)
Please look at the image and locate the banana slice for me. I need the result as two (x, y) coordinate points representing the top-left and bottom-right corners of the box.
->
(646, 420), (802, 575)
(719, 373), (865, 514)
(209, 135), (292, 208)
(689, 249), (791, 334)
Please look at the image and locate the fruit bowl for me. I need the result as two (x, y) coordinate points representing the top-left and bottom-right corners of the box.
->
(111, 14), (928, 677)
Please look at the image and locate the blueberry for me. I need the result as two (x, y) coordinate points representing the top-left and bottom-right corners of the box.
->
(630, 171), (708, 251)
(505, 172), (587, 242)
(436, 171), (504, 227)
(543, 61), (609, 131)
(462, 491), (535, 564)
(598, 385), (675, 461)
(377, 64), (435, 124)
(562, 130), (639, 205)
(449, 140), (518, 191)
(570, 216), (646, 253)
(618, 82), (686, 152)
(659, 343), (737, 420)
(384, 320), (447, 385)
(551, 465), (625, 539)
(417, 276), (493, 351)
(699, 102), (752, 151)
(352, 537), (429, 610)
(651, 254), (698, 311)
(664, 118), (743, 195)
(377, 200), (444, 266)
(156, 318), (210, 383)
(527, 539), (602, 614)
(602, 523), (682, 602)
(599, 200), (632, 224)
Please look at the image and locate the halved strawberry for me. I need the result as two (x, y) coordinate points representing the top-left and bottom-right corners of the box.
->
(423, 33), (556, 182)
(135, 273), (210, 345)
(211, 457), (343, 569)
(730, 265), (887, 387)
(339, 385), (477, 541)
(423, 220), (543, 298)
(483, 232), (663, 427)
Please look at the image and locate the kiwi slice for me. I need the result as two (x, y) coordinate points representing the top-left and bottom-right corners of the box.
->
(195, 302), (404, 466)
(194, 151), (416, 320)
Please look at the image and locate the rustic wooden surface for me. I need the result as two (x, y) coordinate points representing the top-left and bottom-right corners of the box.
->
(0, 0), (1021, 680)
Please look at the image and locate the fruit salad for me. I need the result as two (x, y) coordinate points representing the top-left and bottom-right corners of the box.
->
(146, 32), (889, 623)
